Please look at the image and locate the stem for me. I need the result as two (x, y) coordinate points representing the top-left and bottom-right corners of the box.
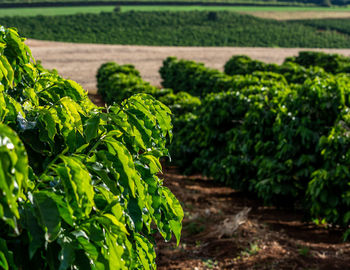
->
(87, 134), (107, 156)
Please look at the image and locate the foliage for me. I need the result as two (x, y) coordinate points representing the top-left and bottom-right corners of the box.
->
(284, 50), (350, 74)
(224, 54), (330, 84)
(224, 55), (278, 75)
(0, 26), (183, 269)
(160, 56), (288, 98)
(97, 61), (201, 116)
(294, 18), (350, 36)
(166, 56), (350, 236)
(2, 11), (350, 47)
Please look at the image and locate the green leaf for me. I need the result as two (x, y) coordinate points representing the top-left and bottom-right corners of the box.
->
(33, 191), (61, 242)
(24, 207), (45, 259)
(0, 124), (28, 229)
(55, 156), (95, 218)
(58, 237), (75, 270)
(134, 234), (156, 270)
(84, 115), (100, 143)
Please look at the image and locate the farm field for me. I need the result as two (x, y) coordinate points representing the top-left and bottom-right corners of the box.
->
(0, 5), (350, 18)
(26, 39), (350, 94)
(6, 12), (350, 48)
(3, 20), (350, 269)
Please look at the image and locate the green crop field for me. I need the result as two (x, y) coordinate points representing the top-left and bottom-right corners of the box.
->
(2, 11), (350, 47)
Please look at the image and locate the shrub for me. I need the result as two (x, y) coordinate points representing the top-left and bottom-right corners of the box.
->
(224, 54), (330, 85)
(97, 61), (173, 105)
(169, 57), (350, 237)
(284, 51), (350, 74)
(0, 26), (183, 269)
(159, 56), (288, 98)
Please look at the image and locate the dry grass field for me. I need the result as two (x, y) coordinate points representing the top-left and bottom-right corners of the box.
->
(27, 39), (350, 94)
(242, 11), (350, 20)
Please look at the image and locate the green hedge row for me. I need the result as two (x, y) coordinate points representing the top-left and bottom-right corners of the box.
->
(0, 26), (183, 269)
(284, 51), (350, 74)
(163, 56), (350, 237)
(97, 61), (201, 116)
(159, 56), (288, 97)
(224, 54), (329, 84)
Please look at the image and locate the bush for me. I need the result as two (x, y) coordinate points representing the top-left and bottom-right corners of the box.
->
(97, 61), (201, 117)
(160, 56), (288, 98)
(0, 26), (183, 269)
(284, 51), (350, 74)
(97, 61), (173, 105)
(169, 57), (350, 237)
(224, 54), (330, 85)
(224, 55), (278, 76)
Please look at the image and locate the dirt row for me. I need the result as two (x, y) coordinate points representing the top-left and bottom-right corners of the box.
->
(26, 39), (350, 94)
(157, 167), (350, 270)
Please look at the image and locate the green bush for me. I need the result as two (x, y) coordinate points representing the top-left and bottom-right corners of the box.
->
(284, 51), (350, 74)
(97, 61), (172, 104)
(0, 26), (183, 269)
(224, 54), (330, 84)
(97, 61), (201, 116)
(169, 56), (350, 237)
(224, 55), (278, 76)
(160, 56), (287, 98)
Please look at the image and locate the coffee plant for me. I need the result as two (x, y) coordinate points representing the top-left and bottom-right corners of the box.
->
(0, 26), (183, 269)
(160, 57), (288, 98)
(97, 61), (201, 117)
(164, 56), (350, 238)
(224, 54), (330, 84)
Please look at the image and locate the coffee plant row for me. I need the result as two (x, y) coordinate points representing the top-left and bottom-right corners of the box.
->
(160, 54), (350, 239)
(0, 26), (184, 269)
(97, 61), (201, 117)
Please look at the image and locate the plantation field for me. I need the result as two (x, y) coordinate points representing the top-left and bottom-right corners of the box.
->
(26, 39), (350, 94)
(0, 5), (350, 18)
(4, 24), (350, 269)
(5, 12), (350, 48)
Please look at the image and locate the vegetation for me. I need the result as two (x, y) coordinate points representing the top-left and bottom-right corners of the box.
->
(0, 26), (183, 269)
(158, 54), (350, 238)
(293, 18), (350, 36)
(2, 11), (350, 48)
(97, 61), (201, 116)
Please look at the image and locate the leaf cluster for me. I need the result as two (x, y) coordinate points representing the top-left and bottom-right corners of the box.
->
(0, 26), (183, 269)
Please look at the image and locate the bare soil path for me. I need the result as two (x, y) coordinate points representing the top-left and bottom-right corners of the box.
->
(158, 167), (350, 270)
(26, 39), (350, 94)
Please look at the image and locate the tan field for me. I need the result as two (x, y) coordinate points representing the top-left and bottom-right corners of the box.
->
(26, 39), (350, 95)
(242, 11), (350, 20)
